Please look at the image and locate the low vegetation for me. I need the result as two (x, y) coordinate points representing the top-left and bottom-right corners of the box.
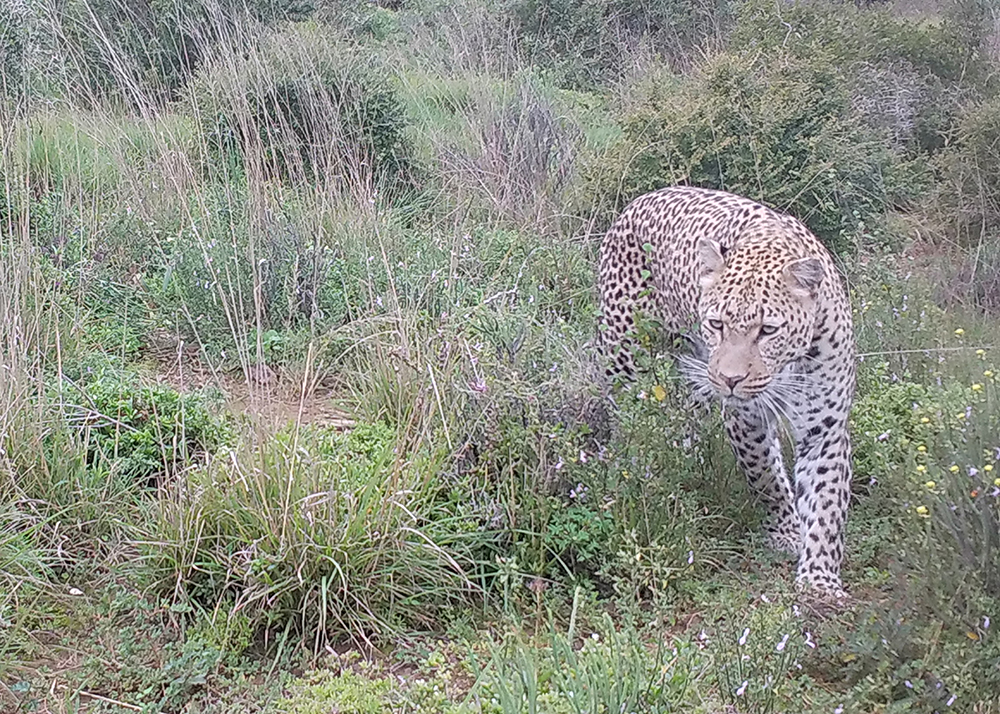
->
(2, 0), (1000, 712)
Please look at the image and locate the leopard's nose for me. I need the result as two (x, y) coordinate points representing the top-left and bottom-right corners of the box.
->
(722, 374), (746, 391)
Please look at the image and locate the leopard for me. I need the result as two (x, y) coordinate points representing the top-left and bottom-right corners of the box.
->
(598, 185), (856, 596)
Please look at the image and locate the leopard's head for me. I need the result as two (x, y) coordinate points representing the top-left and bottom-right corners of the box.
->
(693, 236), (824, 401)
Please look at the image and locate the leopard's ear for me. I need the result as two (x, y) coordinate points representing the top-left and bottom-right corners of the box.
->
(697, 238), (726, 288)
(784, 257), (825, 298)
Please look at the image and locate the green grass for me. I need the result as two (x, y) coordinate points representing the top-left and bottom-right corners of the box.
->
(3, 0), (1000, 712)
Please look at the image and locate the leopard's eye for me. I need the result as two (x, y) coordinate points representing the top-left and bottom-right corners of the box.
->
(707, 319), (724, 330)
(759, 324), (781, 336)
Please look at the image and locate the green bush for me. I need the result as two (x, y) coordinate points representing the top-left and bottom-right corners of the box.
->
(596, 49), (915, 247)
(731, 0), (984, 84)
(448, 352), (748, 608)
(185, 25), (414, 189)
(478, 617), (697, 712)
(731, 0), (993, 154)
(511, 0), (732, 89)
(143, 421), (476, 646)
(931, 95), (1000, 240)
(58, 363), (233, 484)
(43, 0), (315, 106)
(0, 0), (26, 101)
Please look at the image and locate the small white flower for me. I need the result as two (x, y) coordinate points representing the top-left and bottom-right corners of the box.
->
(803, 631), (815, 649)
(687, 550), (694, 565)
(761, 593), (771, 603)
(738, 627), (750, 646)
(947, 695), (957, 706)
(904, 680), (913, 689)
(984, 616), (991, 630)
(776, 633), (789, 652)
(735, 680), (748, 696)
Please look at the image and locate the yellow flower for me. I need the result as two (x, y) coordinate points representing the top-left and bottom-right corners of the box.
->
(916, 464), (927, 473)
(915, 505), (929, 516)
(985, 370), (995, 378)
(950, 465), (960, 473)
(985, 464), (994, 472)
(976, 349), (986, 357)
(957, 413), (966, 420)
(920, 417), (930, 424)
(994, 478), (1000, 487)
(925, 480), (936, 489)
(917, 445), (927, 453)
(955, 328), (965, 336)
(972, 383), (983, 391)
(652, 385), (667, 402)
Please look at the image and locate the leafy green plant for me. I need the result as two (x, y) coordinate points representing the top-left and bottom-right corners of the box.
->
(0, 0), (26, 101)
(930, 96), (1000, 247)
(597, 49), (911, 248)
(731, 0), (993, 154)
(475, 613), (697, 713)
(38, 0), (315, 106)
(186, 24), (414, 189)
(57, 363), (233, 484)
(510, 0), (731, 88)
(278, 659), (393, 714)
(142, 421), (478, 648)
(710, 601), (803, 714)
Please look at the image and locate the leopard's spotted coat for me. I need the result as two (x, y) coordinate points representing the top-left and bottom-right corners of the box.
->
(599, 186), (856, 595)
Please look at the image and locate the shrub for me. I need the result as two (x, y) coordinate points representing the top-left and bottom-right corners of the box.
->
(435, 79), (583, 229)
(597, 50), (914, 248)
(931, 95), (1000, 241)
(0, 0), (26, 101)
(478, 616), (697, 712)
(510, 0), (732, 89)
(41, 0), (315, 106)
(57, 362), (233, 484)
(185, 25), (414, 190)
(143, 421), (478, 648)
(731, 0), (984, 85)
(731, 0), (992, 154)
(918, 95), (1000, 309)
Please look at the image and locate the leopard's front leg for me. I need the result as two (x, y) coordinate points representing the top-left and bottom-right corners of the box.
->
(723, 405), (801, 556)
(792, 411), (852, 596)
